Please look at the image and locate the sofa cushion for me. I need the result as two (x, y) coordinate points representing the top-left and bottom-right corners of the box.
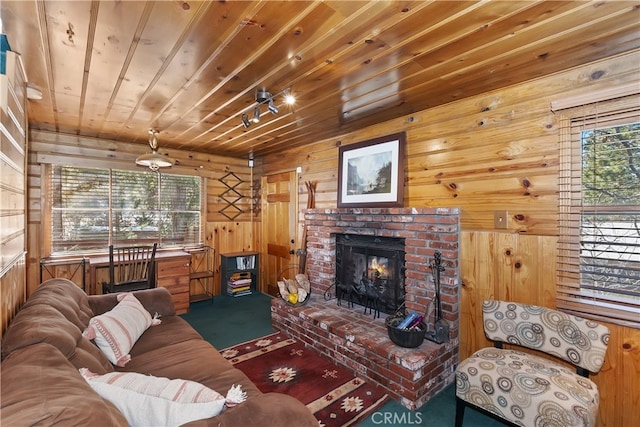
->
(79, 369), (244, 426)
(1, 302), (113, 374)
(117, 338), (262, 398)
(84, 293), (160, 367)
(25, 278), (95, 329)
(128, 315), (205, 358)
(0, 343), (127, 426)
(89, 286), (176, 318)
(116, 338), (318, 427)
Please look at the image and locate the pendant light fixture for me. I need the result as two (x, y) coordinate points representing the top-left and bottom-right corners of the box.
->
(135, 129), (174, 171)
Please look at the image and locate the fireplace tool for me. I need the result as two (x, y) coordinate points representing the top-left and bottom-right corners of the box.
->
(426, 251), (449, 344)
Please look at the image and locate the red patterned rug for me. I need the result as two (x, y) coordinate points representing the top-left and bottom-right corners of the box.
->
(220, 332), (389, 426)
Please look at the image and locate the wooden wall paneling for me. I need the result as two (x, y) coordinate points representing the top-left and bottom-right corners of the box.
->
(507, 232), (526, 302)
(619, 325), (640, 426)
(26, 224), (40, 296)
(493, 232), (515, 302)
(1, 50), (27, 337)
(207, 172), (254, 223)
(0, 255), (26, 338)
(536, 235), (558, 309)
(206, 220), (256, 293)
(459, 231), (492, 358)
(594, 322), (640, 426)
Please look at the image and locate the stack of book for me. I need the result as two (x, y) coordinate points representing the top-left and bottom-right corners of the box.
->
(227, 271), (252, 297)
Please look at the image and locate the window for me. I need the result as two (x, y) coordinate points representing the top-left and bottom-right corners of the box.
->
(557, 94), (640, 328)
(50, 165), (201, 254)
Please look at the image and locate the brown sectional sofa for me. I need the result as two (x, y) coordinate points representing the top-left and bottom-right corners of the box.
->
(1, 278), (317, 426)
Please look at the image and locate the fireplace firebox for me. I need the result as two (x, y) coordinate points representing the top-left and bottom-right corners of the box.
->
(334, 234), (405, 317)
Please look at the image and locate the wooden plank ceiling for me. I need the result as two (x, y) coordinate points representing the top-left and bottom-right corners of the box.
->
(2, 1), (639, 158)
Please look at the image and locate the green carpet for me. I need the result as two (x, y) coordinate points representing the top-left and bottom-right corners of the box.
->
(182, 293), (503, 427)
(181, 292), (276, 349)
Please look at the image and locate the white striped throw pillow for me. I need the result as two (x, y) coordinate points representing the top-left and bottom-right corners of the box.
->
(79, 369), (246, 426)
(83, 293), (160, 367)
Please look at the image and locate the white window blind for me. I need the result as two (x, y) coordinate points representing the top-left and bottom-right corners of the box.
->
(50, 166), (201, 254)
(557, 94), (640, 329)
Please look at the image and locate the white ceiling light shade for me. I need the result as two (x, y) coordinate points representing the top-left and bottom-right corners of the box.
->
(135, 129), (174, 171)
(26, 83), (43, 100)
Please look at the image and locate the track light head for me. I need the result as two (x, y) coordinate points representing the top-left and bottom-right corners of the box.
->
(252, 107), (260, 123)
(267, 99), (279, 115)
(242, 114), (251, 128)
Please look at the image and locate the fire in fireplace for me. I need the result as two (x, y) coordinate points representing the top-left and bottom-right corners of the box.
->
(334, 234), (405, 317)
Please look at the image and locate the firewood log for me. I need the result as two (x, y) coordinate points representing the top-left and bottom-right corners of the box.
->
(295, 274), (311, 293)
(297, 286), (308, 302)
(277, 281), (289, 300)
(285, 278), (298, 295)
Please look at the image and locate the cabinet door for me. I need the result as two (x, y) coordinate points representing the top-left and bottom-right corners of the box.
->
(157, 256), (190, 314)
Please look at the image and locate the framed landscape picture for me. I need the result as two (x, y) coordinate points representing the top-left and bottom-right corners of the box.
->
(337, 132), (405, 208)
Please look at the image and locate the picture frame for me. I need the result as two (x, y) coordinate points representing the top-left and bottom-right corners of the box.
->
(337, 132), (405, 208)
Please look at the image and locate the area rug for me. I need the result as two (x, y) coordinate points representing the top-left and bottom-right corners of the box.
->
(220, 332), (389, 427)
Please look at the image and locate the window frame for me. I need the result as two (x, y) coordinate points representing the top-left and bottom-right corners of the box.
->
(556, 93), (640, 329)
(46, 164), (204, 256)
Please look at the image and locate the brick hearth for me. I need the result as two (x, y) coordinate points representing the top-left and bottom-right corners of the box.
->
(271, 207), (461, 409)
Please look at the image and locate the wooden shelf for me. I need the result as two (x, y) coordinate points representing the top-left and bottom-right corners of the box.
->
(221, 252), (258, 298)
(186, 246), (214, 303)
(190, 270), (214, 280)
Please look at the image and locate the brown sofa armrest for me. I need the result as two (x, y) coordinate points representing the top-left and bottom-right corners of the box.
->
(88, 287), (176, 318)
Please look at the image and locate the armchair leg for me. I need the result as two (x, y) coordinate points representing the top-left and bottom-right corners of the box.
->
(454, 396), (465, 427)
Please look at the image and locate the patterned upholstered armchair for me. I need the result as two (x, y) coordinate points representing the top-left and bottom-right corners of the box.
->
(455, 300), (610, 427)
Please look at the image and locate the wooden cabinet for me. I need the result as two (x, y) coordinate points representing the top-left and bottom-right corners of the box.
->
(156, 253), (190, 315)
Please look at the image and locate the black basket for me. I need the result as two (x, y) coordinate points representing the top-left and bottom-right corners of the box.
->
(278, 266), (310, 307)
(385, 316), (426, 348)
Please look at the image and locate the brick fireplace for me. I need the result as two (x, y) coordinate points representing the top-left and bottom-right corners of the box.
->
(271, 207), (460, 409)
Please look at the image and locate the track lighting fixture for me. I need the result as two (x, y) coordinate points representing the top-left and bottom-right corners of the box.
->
(240, 88), (295, 128)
